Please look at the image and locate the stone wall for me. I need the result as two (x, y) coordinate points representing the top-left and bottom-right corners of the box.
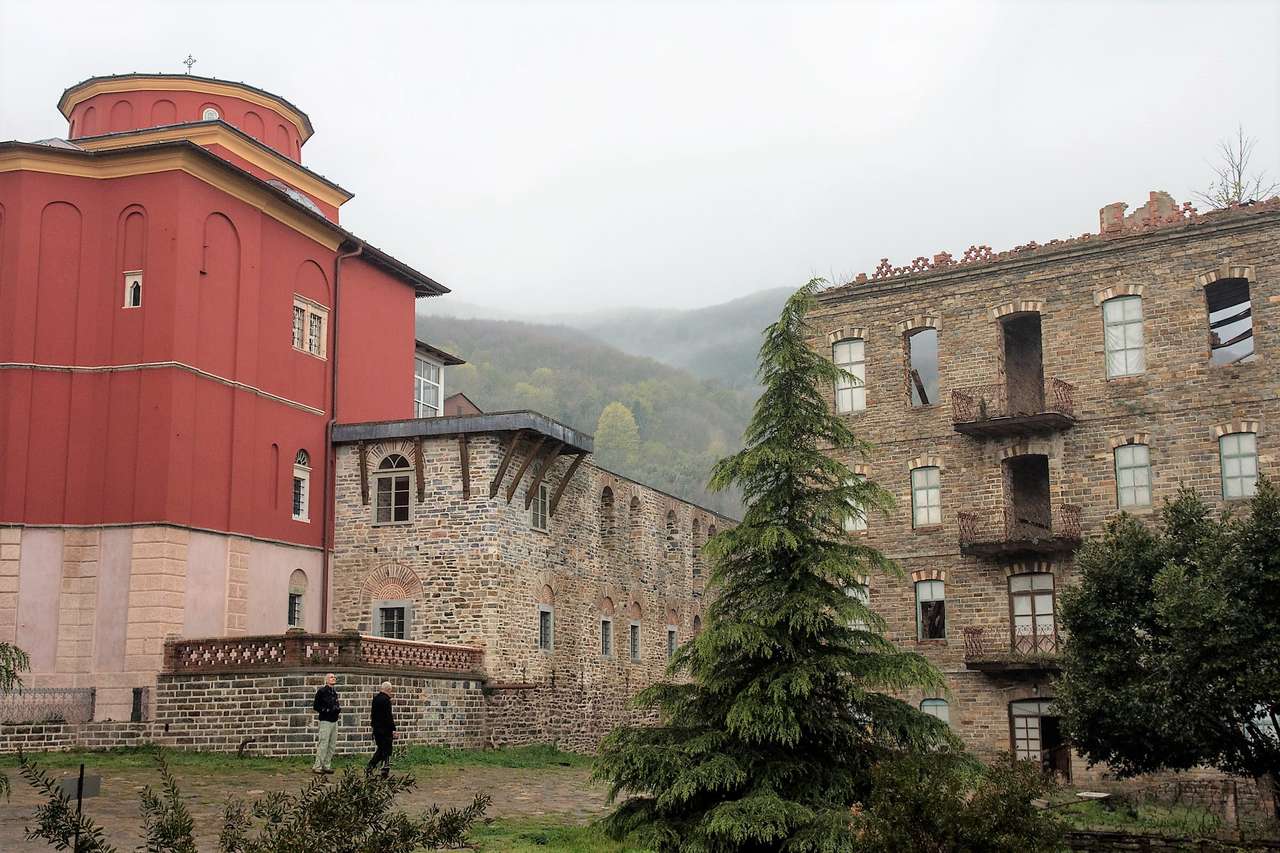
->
(807, 201), (1280, 782)
(0, 721), (153, 755)
(331, 428), (731, 756)
(1067, 831), (1280, 852)
(151, 668), (486, 756)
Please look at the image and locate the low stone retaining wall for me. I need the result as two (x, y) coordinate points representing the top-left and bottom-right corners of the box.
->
(485, 680), (658, 754)
(1067, 830), (1280, 852)
(0, 721), (153, 755)
(153, 669), (486, 756)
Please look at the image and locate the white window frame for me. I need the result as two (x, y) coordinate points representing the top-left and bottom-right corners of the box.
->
(292, 450), (310, 522)
(1114, 443), (1152, 508)
(201, 106), (221, 121)
(538, 604), (554, 652)
(844, 473), (867, 533)
(846, 581), (870, 631)
(373, 454), (412, 525)
(414, 355), (444, 418)
(292, 296), (328, 359)
(629, 621), (641, 662)
(123, 271), (143, 308)
(915, 579), (946, 640)
(833, 338), (866, 413)
(920, 698), (950, 725)
(911, 466), (941, 528)
(1103, 295), (1146, 378)
(1220, 432), (1259, 500)
(530, 482), (550, 532)
(600, 617), (613, 658)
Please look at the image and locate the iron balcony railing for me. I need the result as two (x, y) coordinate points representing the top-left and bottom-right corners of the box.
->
(951, 378), (1076, 436)
(957, 503), (1082, 557)
(0, 687), (96, 724)
(963, 626), (1061, 671)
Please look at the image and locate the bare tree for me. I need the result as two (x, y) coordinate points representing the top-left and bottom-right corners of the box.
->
(1195, 125), (1280, 209)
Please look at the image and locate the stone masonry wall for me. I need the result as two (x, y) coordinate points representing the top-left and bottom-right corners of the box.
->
(151, 668), (486, 756)
(331, 432), (731, 753)
(808, 203), (1280, 808)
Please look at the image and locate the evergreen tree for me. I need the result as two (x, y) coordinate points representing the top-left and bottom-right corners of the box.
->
(594, 280), (952, 852)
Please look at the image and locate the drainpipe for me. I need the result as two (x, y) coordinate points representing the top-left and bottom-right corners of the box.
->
(321, 242), (363, 632)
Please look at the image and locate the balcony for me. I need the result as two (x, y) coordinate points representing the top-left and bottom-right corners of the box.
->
(957, 503), (1082, 558)
(951, 378), (1076, 438)
(962, 626), (1061, 673)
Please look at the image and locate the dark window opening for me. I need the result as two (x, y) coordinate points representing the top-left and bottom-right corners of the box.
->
(666, 628), (677, 659)
(1004, 454), (1051, 539)
(907, 328), (939, 406)
(600, 620), (612, 657)
(629, 623), (641, 661)
(538, 608), (553, 650)
(1206, 278), (1255, 365)
(916, 580), (946, 640)
(1001, 314), (1045, 414)
(378, 607), (405, 640)
(287, 592), (303, 627)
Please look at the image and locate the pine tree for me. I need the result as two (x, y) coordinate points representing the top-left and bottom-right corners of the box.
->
(594, 280), (952, 852)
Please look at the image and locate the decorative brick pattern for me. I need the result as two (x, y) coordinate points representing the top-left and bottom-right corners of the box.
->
(164, 632), (484, 676)
(1092, 282), (1144, 306)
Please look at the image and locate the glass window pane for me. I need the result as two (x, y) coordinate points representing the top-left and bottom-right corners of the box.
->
(1013, 596), (1032, 615)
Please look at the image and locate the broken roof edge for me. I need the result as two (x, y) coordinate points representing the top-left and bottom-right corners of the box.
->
(819, 195), (1280, 302)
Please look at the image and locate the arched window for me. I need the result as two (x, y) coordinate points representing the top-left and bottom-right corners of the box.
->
(287, 569), (308, 628)
(537, 584), (555, 652)
(201, 106), (221, 121)
(692, 614), (702, 634)
(833, 338), (866, 413)
(600, 487), (616, 548)
(374, 454), (411, 524)
(629, 495), (643, 545)
(920, 698), (950, 724)
(291, 450), (311, 522)
(1103, 295), (1145, 377)
(123, 272), (143, 308)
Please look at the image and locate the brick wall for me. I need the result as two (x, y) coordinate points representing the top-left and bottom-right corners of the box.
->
(151, 668), (486, 756)
(1067, 831), (1280, 852)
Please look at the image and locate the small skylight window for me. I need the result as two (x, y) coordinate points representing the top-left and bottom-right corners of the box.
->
(201, 107), (220, 121)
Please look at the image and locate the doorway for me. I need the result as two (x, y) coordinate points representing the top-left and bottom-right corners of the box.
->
(1010, 699), (1071, 782)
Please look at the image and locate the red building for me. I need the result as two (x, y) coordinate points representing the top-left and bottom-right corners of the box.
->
(0, 74), (447, 718)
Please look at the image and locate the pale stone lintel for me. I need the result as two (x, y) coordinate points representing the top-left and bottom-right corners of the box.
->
(1110, 433), (1151, 449)
(906, 454), (943, 471)
(1005, 560), (1055, 577)
(894, 315), (941, 336)
(910, 568), (946, 583)
(826, 327), (866, 345)
(849, 463), (869, 476)
(1196, 261), (1256, 288)
(1092, 282), (1145, 306)
(1214, 419), (1261, 438)
(990, 299), (1044, 320)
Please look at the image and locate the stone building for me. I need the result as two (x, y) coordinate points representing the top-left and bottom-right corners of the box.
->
(807, 192), (1278, 784)
(327, 411), (731, 751)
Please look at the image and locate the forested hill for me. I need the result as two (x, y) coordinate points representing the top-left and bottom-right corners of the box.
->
(415, 314), (752, 516)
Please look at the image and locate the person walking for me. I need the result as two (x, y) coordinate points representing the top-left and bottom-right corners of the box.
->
(366, 680), (396, 777)
(312, 672), (340, 775)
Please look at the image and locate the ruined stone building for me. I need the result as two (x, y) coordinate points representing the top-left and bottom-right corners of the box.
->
(808, 192), (1278, 786)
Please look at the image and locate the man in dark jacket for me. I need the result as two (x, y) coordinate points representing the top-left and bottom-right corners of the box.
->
(312, 673), (340, 775)
(366, 680), (396, 777)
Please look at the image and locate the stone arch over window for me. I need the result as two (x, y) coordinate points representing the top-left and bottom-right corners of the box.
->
(627, 600), (644, 620)
(989, 299), (1045, 321)
(362, 562), (424, 603)
(599, 595), (615, 616)
(997, 439), (1055, 462)
(826, 326), (867, 346)
(1213, 418), (1260, 440)
(910, 568), (946, 584)
(1196, 262), (1256, 289)
(1092, 282), (1144, 306)
(1005, 559), (1055, 579)
(600, 487), (616, 548)
(907, 454), (943, 471)
(1109, 433), (1151, 450)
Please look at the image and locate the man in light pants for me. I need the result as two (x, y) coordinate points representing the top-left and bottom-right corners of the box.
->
(312, 673), (340, 774)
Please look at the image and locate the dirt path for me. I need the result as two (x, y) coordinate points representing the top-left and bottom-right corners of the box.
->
(0, 763), (610, 851)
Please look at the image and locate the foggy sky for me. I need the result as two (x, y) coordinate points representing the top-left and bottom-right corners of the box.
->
(2, 0), (1277, 313)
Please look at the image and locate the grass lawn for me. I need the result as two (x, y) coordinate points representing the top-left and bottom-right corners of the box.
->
(1057, 794), (1227, 838)
(0, 742), (592, 774)
(473, 818), (651, 852)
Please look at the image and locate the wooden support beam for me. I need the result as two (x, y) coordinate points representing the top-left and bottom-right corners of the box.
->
(524, 441), (565, 509)
(505, 436), (547, 504)
(458, 434), (471, 500)
(548, 452), (587, 517)
(489, 432), (523, 498)
(414, 438), (426, 503)
(358, 441), (370, 505)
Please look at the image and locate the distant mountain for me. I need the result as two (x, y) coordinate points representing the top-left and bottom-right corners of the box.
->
(414, 314), (751, 517)
(419, 287), (792, 391)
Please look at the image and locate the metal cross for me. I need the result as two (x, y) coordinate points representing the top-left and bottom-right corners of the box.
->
(183, 54), (197, 74)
